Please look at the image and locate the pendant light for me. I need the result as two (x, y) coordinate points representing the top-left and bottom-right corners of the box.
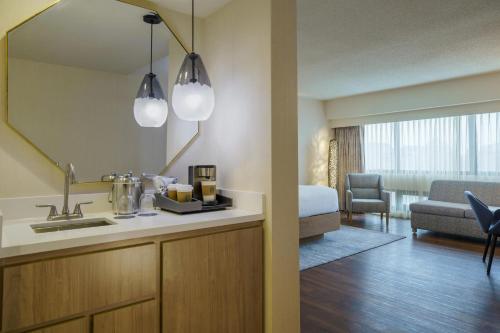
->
(172, 0), (215, 121)
(134, 13), (168, 128)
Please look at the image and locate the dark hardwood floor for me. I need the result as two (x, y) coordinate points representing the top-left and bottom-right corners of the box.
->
(300, 214), (500, 333)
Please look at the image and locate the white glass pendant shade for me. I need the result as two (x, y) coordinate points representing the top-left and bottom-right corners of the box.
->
(172, 53), (215, 121)
(172, 81), (214, 121)
(134, 73), (168, 127)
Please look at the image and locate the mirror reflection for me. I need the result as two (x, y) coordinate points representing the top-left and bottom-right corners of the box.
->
(7, 0), (194, 182)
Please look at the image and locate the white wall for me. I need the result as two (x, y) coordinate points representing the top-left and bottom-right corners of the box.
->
(325, 71), (500, 127)
(298, 98), (330, 185)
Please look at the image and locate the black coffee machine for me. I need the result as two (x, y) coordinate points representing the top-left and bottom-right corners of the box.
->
(188, 165), (216, 201)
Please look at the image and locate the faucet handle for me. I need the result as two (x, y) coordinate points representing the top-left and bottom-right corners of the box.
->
(73, 201), (93, 216)
(36, 204), (58, 220)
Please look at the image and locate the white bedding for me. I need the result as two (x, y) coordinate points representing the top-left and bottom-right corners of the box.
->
(299, 185), (339, 218)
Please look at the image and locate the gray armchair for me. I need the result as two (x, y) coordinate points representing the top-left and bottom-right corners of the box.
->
(345, 173), (391, 224)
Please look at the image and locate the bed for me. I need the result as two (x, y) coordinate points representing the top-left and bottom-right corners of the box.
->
(299, 185), (340, 239)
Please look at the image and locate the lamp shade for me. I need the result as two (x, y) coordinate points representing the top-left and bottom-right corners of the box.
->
(134, 73), (168, 127)
(172, 53), (215, 121)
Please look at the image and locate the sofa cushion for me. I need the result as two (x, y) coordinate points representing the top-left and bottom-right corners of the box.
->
(465, 206), (500, 219)
(351, 188), (380, 200)
(409, 200), (468, 218)
(428, 181), (466, 203)
(347, 174), (381, 200)
(428, 180), (500, 205)
(348, 174), (380, 188)
(352, 199), (385, 212)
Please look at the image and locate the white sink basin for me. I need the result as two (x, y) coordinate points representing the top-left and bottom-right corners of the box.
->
(30, 218), (115, 233)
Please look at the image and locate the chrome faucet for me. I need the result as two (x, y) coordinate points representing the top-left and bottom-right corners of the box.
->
(36, 163), (93, 221)
(62, 163), (76, 216)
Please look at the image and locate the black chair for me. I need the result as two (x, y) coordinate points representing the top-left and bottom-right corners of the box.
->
(465, 191), (500, 275)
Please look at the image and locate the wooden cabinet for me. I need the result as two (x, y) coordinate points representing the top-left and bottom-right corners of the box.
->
(2, 244), (155, 331)
(29, 318), (87, 333)
(93, 300), (157, 333)
(0, 222), (262, 333)
(162, 227), (263, 333)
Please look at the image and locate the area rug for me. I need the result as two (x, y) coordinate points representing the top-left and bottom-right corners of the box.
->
(300, 226), (405, 270)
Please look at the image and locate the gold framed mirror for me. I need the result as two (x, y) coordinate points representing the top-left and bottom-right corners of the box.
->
(6, 0), (199, 183)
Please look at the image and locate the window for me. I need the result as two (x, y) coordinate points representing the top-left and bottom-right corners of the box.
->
(364, 112), (500, 216)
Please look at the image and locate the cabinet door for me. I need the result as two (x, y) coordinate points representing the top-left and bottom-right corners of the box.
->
(162, 226), (262, 333)
(3, 244), (156, 331)
(29, 318), (87, 333)
(93, 300), (157, 333)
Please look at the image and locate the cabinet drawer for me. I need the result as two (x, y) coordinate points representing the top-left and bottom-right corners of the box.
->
(29, 318), (87, 333)
(2, 244), (156, 331)
(93, 299), (157, 333)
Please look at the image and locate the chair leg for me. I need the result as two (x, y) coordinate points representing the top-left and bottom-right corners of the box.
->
(487, 235), (497, 275)
(386, 212), (389, 225)
(483, 234), (492, 263)
(380, 212), (383, 220)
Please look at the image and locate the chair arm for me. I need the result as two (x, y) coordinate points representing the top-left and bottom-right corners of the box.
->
(381, 190), (391, 213)
(346, 190), (353, 212)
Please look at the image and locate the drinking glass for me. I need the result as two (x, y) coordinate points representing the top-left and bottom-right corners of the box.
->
(138, 193), (157, 216)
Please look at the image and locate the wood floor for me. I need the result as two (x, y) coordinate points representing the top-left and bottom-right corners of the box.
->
(300, 214), (500, 333)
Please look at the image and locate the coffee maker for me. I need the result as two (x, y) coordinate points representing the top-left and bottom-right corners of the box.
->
(188, 165), (216, 201)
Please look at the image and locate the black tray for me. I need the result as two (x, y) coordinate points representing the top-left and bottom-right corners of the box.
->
(201, 194), (233, 212)
(154, 193), (232, 215)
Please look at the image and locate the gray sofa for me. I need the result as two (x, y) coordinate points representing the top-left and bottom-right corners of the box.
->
(410, 180), (500, 239)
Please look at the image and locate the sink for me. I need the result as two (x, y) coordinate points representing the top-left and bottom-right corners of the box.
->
(31, 218), (115, 233)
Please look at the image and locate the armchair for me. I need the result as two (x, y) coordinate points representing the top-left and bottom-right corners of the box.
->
(345, 173), (391, 225)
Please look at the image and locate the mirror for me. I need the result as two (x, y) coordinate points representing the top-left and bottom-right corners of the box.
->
(7, 0), (198, 182)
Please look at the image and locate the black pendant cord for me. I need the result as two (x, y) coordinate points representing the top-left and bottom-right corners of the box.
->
(150, 22), (153, 74)
(192, 0), (195, 53)
(149, 22), (154, 97)
(190, 0), (197, 83)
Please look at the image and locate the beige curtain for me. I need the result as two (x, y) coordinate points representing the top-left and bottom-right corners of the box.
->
(334, 126), (365, 210)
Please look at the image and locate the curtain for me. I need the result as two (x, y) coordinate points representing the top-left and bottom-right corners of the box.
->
(334, 126), (365, 210)
(364, 112), (500, 217)
(328, 140), (338, 189)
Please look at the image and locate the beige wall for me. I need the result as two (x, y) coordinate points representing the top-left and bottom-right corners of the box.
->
(298, 97), (330, 186)
(0, 0), (65, 197)
(325, 71), (500, 127)
(165, 0), (270, 190)
(164, 0), (300, 331)
(269, 0), (299, 331)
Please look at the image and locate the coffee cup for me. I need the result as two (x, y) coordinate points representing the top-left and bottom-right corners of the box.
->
(201, 180), (217, 203)
(167, 184), (178, 201)
(177, 184), (193, 203)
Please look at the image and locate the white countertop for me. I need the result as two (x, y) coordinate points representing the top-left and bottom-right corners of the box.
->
(0, 189), (264, 259)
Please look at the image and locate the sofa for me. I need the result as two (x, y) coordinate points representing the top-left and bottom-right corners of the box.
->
(410, 180), (500, 239)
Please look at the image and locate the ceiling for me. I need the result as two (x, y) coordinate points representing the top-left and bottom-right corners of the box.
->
(150, 0), (232, 17)
(8, 0), (176, 74)
(298, 0), (500, 100)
